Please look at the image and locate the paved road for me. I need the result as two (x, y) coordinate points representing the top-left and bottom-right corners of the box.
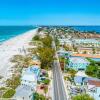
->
(52, 40), (67, 100)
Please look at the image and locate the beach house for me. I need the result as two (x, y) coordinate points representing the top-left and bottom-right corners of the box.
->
(14, 66), (40, 100)
(21, 65), (40, 90)
(68, 57), (90, 71)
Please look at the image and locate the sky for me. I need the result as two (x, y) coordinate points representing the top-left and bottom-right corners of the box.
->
(0, 0), (100, 25)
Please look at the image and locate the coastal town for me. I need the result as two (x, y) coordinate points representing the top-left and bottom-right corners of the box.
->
(0, 26), (100, 100)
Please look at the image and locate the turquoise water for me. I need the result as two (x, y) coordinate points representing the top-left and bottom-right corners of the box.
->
(72, 26), (100, 33)
(0, 26), (36, 43)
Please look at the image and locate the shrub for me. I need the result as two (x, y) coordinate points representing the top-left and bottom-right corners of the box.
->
(0, 87), (6, 90)
(32, 35), (40, 41)
(6, 76), (20, 89)
(42, 79), (50, 85)
(2, 89), (15, 98)
(34, 92), (46, 100)
(72, 94), (94, 100)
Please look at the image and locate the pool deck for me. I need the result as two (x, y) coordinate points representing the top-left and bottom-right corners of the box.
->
(72, 54), (100, 58)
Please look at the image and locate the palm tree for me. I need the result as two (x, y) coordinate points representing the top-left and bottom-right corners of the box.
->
(67, 69), (77, 84)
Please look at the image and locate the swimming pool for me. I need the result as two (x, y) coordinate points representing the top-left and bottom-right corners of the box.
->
(91, 58), (100, 62)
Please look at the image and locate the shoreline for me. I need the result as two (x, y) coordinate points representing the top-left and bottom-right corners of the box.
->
(0, 28), (38, 78)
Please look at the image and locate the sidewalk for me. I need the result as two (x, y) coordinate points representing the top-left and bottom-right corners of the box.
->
(48, 70), (53, 100)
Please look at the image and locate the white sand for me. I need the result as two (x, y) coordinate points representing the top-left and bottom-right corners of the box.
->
(0, 28), (38, 78)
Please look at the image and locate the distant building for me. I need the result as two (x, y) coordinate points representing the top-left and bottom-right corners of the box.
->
(58, 39), (72, 47)
(77, 47), (93, 54)
(57, 48), (72, 58)
(73, 39), (100, 48)
(68, 57), (90, 71)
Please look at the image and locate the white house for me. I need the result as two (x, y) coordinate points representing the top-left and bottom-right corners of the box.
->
(21, 65), (40, 90)
(13, 66), (40, 100)
(87, 80), (100, 100)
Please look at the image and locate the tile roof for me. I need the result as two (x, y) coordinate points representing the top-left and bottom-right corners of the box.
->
(88, 80), (100, 87)
(72, 54), (100, 58)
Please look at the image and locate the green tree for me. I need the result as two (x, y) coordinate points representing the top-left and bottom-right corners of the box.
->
(38, 47), (55, 69)
(42, 79), (50, 85)
(97, 69), (100, 79)
(86, 58), (100, 78)
(85, 65), (98, 77)
(34, 92), (46, 100)
(72, 94), (94, 100)
(66, 68), (77, 84)
(83, 51), (87, 54)
(92, 48), (95, 54)
(41, 35), (52, 48)
(68, 69), (77, 78)
(32, 35), (40, 41)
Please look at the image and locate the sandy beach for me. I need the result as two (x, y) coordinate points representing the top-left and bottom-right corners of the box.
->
(0, 28), (38, 78)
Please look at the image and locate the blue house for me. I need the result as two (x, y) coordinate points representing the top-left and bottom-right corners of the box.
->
(68, 57), (90, 71)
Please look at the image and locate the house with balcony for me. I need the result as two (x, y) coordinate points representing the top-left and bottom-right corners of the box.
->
(68, 57), (90, 71)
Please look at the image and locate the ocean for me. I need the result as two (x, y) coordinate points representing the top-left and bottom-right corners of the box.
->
(72, 26), (100, 33)
(0, 26), (36, 43)
(0, 26), (100, 44)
